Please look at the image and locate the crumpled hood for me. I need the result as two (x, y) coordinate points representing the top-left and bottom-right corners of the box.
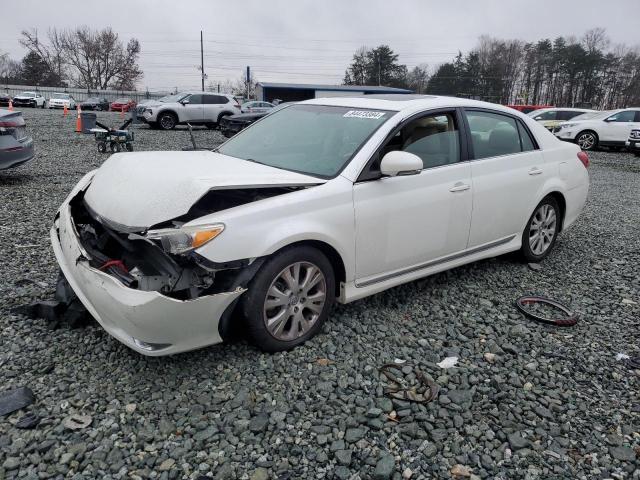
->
(83, 150), (324, 230)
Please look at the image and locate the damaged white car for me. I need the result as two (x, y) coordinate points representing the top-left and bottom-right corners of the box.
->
(51, 96), (589, 356)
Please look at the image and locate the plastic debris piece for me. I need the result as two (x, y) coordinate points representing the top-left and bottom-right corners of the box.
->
(393, 358), (406, 364)
(0, 386), (35, 416)
(16, 413), (40, 429)
(437, 356), (459, 369)
(316, 358), (333, 366)
(616, 353), (630, 361)
(63, 414), (92, 430)
(450, 464), (472, 477)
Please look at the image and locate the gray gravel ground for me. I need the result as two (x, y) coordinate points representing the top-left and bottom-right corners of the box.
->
(1, 108), (638, 479)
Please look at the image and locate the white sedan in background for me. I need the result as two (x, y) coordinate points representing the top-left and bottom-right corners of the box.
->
(52, 95), (589, 356)
(553, 107), (640, 150)
(48, 93), (76, 109)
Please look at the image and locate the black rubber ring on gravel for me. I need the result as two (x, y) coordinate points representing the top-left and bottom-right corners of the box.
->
(515, 295), (579, 326)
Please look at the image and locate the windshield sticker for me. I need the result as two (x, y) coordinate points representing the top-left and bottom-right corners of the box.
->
(343, 110), (386, 119)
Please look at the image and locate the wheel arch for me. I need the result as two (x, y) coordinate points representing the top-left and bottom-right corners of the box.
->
(545, 191), (567, 231)
(574, 129), (599, 147)
(268, 239), (346, 297)
(216, 110), (235, 122)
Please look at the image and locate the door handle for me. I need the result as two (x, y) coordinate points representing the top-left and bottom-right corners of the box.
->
(449, 182), (471, 192)
(528, 167), (543, 176)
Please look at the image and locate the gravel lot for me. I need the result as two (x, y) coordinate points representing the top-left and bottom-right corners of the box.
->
(1, 108), (638, 479)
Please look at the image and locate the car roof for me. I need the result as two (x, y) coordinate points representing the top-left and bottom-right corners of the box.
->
(301, 94), (523, 115)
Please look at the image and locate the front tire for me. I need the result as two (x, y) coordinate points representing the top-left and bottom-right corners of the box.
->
(158, 112), (177, 130)
(241, 246), (335, 352)
(575, 130), (598, 151)
(520, 196), (560, 262)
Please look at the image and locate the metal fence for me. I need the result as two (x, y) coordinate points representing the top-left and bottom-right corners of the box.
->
(1, 84), (170, 102)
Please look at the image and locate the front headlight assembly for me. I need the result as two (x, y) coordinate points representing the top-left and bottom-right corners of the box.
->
(560, 123), (577, 129)
(146, 223), (225, 255)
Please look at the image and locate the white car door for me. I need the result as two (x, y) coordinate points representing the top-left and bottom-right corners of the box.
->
(464, 109), (547, 248)
(599, 110), (640, 142)
(180, 94), (205, 122)
(353, 109), (473, 284)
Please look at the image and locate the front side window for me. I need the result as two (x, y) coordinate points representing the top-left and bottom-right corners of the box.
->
(534, 111), (557, 121)
(217, 104), (391, 178)
(187, 94), (203, 104)
(606, 111), (635, 122)
(466, 110), (534, 159)
(387, 113), (460, 169)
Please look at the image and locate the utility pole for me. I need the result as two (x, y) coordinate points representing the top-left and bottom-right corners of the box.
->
(378, 57), (381, 86)
(246, 66), (251, 100)
(200, 30), (205, 91)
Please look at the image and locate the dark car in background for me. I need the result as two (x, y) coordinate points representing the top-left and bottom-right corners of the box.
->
(0, 109), (35, 170)
(0, 93), (10, 107)
(80, 97), (110, 111)
(110, 98), (136, 112)
(220, 102), (291, 137)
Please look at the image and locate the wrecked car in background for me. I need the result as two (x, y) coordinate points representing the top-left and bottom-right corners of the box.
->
(51, 96), (589, 356)
(0, 109), (35, 170)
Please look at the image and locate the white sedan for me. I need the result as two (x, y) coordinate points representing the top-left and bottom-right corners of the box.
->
(51, 95), (589, 356)
(48, 92), (76, 109)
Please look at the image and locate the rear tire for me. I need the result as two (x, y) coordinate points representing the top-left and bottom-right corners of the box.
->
(520, 196), (560, 263)
(241, 246), (335, 352)
(158, 112), (177, 130)
(575, 130), (598, 151)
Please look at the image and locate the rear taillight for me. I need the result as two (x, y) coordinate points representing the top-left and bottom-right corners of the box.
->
(0, 120), (22, 128)
(577, 151), (589, 169)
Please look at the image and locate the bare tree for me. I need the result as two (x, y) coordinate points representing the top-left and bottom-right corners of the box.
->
(20, 27), (142, 90)
(20, 28), (66, 83)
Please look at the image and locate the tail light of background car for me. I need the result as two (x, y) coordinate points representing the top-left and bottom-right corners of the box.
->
(577, 151), (589, 169)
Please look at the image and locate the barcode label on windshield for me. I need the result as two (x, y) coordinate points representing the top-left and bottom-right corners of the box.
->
(343, 110), (386, 119)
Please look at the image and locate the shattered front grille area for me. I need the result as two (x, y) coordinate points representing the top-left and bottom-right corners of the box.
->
(68, 192), (224, 300)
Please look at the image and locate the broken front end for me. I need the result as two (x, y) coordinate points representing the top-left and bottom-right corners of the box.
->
(49, 188), (269, 355)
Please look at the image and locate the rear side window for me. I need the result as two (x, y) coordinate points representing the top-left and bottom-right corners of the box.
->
(558, 110), (583, 121)
(205, 95), (229, 104)
(465, 110), (538, 159)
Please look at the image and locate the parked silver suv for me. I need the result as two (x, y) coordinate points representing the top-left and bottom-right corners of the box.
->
(142, 92), (241, 130)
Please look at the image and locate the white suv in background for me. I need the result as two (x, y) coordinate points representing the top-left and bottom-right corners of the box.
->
(553, 108), (640, 150)
(142, 92), (241, 130)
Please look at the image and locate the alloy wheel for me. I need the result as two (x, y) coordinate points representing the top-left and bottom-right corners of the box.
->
(160, 114), (176, 129)
(263, 261), (327, 341)
(529, 204), (557, 256)
(577, 132), (596, 150)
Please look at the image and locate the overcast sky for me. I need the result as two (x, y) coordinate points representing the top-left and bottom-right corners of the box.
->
(1, 0), (639, 92)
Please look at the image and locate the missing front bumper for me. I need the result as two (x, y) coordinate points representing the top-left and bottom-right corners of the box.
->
(51, 201), (246, 356)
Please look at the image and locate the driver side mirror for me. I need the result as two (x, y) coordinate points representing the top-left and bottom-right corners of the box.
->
(180, 100), (190, 105)
(380, 151), (423, 177)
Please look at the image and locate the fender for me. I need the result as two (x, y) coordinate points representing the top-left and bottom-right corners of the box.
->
(216, 111), (236, 123)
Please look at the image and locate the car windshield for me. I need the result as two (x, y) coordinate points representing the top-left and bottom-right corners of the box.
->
(20, 92), (36, 97)
(85, 97), (100, 102)
(52, 93), (70, 99)
(217, 104), (392, 178)
(114, 98), (130, 103)
(160, 93), (188, 103)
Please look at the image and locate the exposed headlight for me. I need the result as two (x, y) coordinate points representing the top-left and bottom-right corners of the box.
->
(146, 223), (225, 255)
(144, 108), (152, 113)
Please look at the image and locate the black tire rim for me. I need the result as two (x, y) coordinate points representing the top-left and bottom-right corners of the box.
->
(160, 114), (175, 129)
(515, 295), (578, 326)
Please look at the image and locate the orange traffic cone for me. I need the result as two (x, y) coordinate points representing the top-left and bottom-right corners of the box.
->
(8, 99), (13, 111)
(63, 104), (68, 116)
(119, 107), (124, 119)
(75, 105), (82, 133)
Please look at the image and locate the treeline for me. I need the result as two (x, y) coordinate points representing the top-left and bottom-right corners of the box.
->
(344, 28), (640, 109)
(0, 27), (143, 90)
